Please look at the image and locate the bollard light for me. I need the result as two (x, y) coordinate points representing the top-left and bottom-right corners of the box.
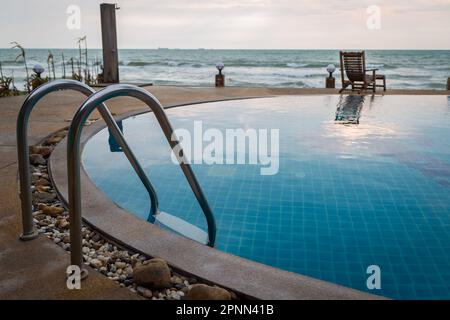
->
(325, 64), (336, 89)
(326, 64), (336, 78)
(216, 62), (225, 75)
(33, 64), (45, 78)
(215, 62), (225, 87)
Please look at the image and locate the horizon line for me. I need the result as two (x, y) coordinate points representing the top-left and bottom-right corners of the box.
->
(1, 47), (450, 51)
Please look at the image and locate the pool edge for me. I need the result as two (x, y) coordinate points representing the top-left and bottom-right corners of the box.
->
(49, 97), (386, 300)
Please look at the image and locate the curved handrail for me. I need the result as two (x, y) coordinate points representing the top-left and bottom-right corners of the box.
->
(67, 84), (217, 272)
(16, 80), (159, 241)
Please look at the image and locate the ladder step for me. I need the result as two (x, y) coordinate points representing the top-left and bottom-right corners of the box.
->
(155, 211), (209, 245)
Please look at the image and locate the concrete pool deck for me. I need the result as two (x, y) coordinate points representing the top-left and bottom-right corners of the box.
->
(1, 86), (449, 299)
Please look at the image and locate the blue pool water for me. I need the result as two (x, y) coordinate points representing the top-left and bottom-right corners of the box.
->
(83, 95), (450, 299)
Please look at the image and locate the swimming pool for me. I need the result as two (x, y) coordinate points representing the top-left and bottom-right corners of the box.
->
(83, 95), (450, 299)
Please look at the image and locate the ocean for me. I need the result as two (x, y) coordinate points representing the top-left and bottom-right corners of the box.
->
(1, 49), (449, 90)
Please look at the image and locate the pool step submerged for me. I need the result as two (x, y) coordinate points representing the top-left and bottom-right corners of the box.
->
(155, 211), (209, 245)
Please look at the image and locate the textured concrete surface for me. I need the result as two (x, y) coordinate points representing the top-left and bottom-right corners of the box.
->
(0, 86), (447, 299)
(0, 94), (145, 299)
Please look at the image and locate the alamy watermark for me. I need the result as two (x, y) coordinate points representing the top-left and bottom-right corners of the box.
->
(66, 265), (81, 290)
(366, 265), (381, 290)
(170, 121), (280, 176)
(366, 5), (381, 30)
(66, 5), (81, 30)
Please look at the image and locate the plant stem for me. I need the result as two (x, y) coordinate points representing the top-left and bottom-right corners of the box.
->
(78, 41), (82, 76)
(70, 58), (74, 77)
(85, 37), (88, 81)
(24, 58), (30, 93)
(62, 52), (66, 79)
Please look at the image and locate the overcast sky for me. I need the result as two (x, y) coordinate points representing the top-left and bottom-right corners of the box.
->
(1, 0), (450, 49)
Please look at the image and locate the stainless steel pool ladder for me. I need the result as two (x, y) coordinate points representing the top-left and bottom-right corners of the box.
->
(67, 84), (217, 275)
(17, 80), (159, 243)
(17, 81), (216, 278)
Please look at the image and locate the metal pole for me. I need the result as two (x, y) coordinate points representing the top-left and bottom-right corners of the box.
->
(17, 80), (159, 243)
(67, 84), (217, 272)
(100, 3), (119, 83)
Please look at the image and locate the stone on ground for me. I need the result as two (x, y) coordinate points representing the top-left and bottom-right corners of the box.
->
(186, 284), (232, 300)
(133, 258), (171, 289)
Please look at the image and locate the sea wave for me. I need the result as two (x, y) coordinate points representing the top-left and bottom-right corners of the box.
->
(271, 72), (323, 79)
(225, 61), (335, 68)
(0, 60), (22, 65)
(388, 74), (431, 80)
(191, 63), (204, 68)
(124, 60), (204, 67)
(125, 61), (161, 66)
(1, 49), (448, 90)
(120, 60), (402, 70)
(286, 63), (307, 68)
(278, 80), (306, 87)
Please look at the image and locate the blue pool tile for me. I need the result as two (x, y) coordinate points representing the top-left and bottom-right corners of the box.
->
(83, 96), (450, 299)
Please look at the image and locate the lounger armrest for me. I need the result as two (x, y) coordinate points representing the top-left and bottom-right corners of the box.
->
(365, 68), (378, 80)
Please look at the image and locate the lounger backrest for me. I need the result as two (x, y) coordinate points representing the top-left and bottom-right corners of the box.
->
(340, 51), (366, 82)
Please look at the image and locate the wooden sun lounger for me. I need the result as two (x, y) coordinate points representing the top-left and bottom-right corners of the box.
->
(339, 51), (386, 93)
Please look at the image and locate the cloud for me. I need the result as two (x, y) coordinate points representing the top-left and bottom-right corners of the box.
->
(0, 0), (449, 49)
